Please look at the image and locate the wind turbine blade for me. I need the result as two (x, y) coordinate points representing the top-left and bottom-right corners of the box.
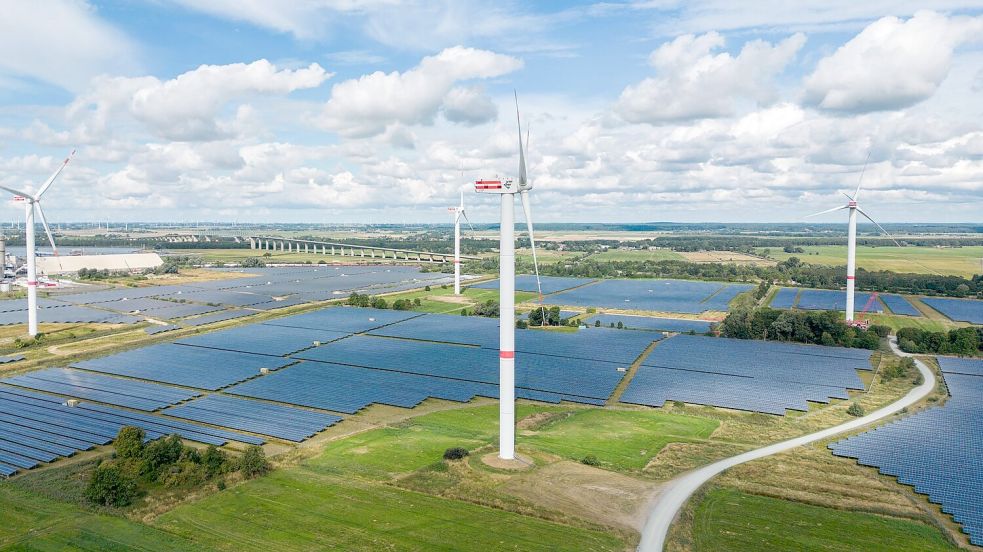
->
(460, 210), (475, 233)
(36, 202), (58, 255)
(519, 190), (545, 325)
(0, 184), (34, 199)
(36, 149), (76, 199)
(804, 204), (848, 218)
(856, 207), (903, 248)
(854, 150), (871, 201)
(515, 91), (527, 188)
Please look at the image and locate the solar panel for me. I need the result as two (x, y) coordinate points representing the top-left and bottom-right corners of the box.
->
(548, 279), (753, 313)
(471, 275), (596, 294)
(829, 367), (983, 545)
(795, 289), (883, 313)
(1, 368), (198, 411)
(582, 314), (712, 334)
(265, 307), (422, 333)
(163, 395), (342, 442)
(178, 324), (350, 357)
(920, 297), (983, 324)
(879, 294), (921, 316)
(72, 343), (294, 390)
(769, 288), (799, 309)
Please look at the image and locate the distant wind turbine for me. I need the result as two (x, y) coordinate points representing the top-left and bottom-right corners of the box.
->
(0, 150), (75, 336)
(806, 153), (901, 323)
(448, 190), (474, 295)
(475, 93), (543, 461)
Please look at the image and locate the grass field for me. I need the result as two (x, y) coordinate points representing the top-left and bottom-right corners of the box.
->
(0, 484), (206, 551)
(688, 487), (955, 552)
(760, 245), (983, 278)
(377, 286), (537, 314)
(155, 468), (623, 552)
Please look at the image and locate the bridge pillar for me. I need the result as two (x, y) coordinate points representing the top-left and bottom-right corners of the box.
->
(359, 249), (365, 258)
(331, 246), (336, 255)
(370, 249), (376, 258)
(249, 238), (256, 249)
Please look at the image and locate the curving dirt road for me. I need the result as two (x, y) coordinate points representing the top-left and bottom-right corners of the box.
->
(637, 337), (936, 551)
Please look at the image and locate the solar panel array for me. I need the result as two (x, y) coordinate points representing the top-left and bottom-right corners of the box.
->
(471, 275), (596, 294)
(72, 343), (295, 390)
(622, 334), (872, 414)
(583, 314), (712, 334)
(921, 297), (983, 324)
(795, 289), (883, 312)
(879, 294), (921, 316)
(548, 279), (753, 313)
(163, 395), (342, 442)
(177, 324), (350, 357)
(830, 359), (983, 546)
(0, 385), (262, 477)
(770, 287), (799, 309)
(2, 368), (198, 411)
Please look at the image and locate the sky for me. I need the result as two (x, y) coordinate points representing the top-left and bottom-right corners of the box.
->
(1, 1), (982, 225)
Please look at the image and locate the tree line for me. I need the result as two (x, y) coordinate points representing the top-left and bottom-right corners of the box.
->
(719, 307), (888, 350)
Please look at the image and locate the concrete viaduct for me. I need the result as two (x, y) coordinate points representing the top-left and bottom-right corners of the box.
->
(247, 236), (479, 264)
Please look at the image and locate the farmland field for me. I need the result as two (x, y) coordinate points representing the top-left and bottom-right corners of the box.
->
(760, 245), (983, 278)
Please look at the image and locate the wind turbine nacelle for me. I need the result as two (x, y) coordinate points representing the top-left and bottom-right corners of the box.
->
(475, 179), (516, 195)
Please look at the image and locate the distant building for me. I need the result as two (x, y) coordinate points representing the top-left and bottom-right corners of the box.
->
(37, 253), (164, 275)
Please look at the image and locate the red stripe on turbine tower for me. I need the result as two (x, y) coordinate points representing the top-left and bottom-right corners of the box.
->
(846, 276), (856, 280)
(500, 351), (515, 359)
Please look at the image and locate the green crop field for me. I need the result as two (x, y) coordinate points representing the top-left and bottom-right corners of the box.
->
(761, 245), (983, 278)
(0, 484), (206, 551)
(690, 487), (956, 552)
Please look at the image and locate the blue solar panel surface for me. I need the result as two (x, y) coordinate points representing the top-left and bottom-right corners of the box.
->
(1, 368), (198, 411)
(921, 297), (983, 324)
(622, 334), (872, 414)
(265, 307), (422, 333)
(178, 324), (350, 357)
(879, 294), (921, 316)
(830, 364), (983, 546)
(72, 343), (294, 390)
(548, 279), (753, 313)
(182, 309), (257, 327)
(583, 315), (712, 334)
(164, 395), (341, 442)
(0, 385), (262, 476)
(938, 356), (983, 377)
(795, 289), (883, 312)
(471, 275), (596, 294)
(769, 288), (799, 309)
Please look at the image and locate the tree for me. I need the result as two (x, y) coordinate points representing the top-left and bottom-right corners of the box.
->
(443, 447), (469, 460)
(114, 426), (145, 459)
(240, 257), (266, 268)
(238, 446), (271, 477)
(847, 402), (865, 417)
(85, 463), (137, 507)
(141, 435), (183, 478)
(201, 445), (228, 477)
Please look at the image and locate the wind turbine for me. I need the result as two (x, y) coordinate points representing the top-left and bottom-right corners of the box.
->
(0, 150), (74, 336)
(475, 94), (543, 461)
(806, 154), (900, 323)
(448, 190), (473, 295)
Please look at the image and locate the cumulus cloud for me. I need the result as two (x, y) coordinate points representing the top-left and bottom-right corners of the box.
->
(320, 46), (521, 137)
(441, 86), (497, 125)
(0, 0), (137, 91)
(616, 32), (805, 124)
(803, 11), (983, 113)
(66, 60), (330, 141)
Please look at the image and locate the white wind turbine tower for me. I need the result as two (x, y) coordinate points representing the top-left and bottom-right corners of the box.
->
(475, 94), (544, 461)
(448, 190), (473, 295)
(0, 150), (74, 336)
(806, 154), (901, 323)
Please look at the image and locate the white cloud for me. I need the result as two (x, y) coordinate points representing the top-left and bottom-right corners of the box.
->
(441, 86), (497, 126)
(616, 32), (805, 124)
(0, 0), (138, 92)
(320, 47), (521, 137)
(803, 11), (983, 113)
(64, 60), (330, 141)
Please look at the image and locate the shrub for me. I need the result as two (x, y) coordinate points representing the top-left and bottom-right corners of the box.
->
(201, 445), (229, 477)
(413, 298), (422, 306)
(240, 257), (266, 268)
(443, 447), (469, 461)
(370, 297), (388, 310)
(238, 446), (271, 477)
(580, 455), (600, 466)
(869, 325), (891, 338)
(594, 320), (601, 327)
(847, 402), (865, 417)
(424, 285), (431, 292)
(913, 371), (925, 385)
(114, 426), (145, 459)
(516, 319), (528, 329)
(161, 461), (207, 488)
(216, 479), (227, 491)
(85, 463), (137, 507)
(346, 293), (370, 307)
(141, 435), (183, 479)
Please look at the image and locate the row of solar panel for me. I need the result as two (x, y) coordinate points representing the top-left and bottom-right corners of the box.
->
(0, 385), (262, 477)
(2, 368), (199, 411)
(581, 314), (712, 333)
(620, 334), (870, 415)
(546, 279), (753, 313)
(829, 363), (983, 546)
(921, 297), (983, 324)
(769, 288), (922, 317)
(163, 395), (342, 442)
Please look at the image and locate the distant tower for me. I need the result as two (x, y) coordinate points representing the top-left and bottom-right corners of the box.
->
(0, 232), (6, 274)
